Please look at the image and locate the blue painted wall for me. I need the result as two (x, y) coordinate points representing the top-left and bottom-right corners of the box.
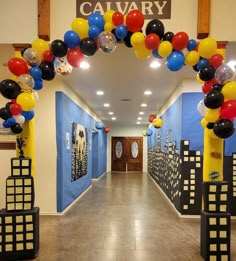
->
(148, 92), (236, 156)
(56, 92), (107, 212)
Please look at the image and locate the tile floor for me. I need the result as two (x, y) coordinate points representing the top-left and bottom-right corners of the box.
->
(33, 172), (236, 261)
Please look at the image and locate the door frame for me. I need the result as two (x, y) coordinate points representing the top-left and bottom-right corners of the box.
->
(111, 136), (143, 172)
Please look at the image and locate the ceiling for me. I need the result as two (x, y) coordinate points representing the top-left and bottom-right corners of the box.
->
(62, 42), (197, 127)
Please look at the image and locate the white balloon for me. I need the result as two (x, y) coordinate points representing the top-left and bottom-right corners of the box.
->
(13, 115), (25, 125)
(197, 99), (206, 116)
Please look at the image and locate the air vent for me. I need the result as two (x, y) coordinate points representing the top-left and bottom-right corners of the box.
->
(120, 99), (132, 102)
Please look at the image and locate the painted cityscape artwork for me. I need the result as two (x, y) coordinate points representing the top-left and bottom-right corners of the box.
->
(71, 122), (88, 182)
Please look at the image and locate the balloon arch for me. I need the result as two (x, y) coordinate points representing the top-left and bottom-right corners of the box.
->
(0, 9), (235, 140)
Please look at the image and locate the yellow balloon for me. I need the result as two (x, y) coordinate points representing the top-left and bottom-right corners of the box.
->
(158, 41), (173, 58)
(222, 81), (236, 99)
(32, 38), (50, 58)
(130, 32), (145, 48)
(152, 117), (163, 128)
(198, 37), (217, 59)
(16, 93), (35, 111)
(71, 18), (89, 39)
(104, 10), (115, 23)
(104, 22), (114, 32)
(135, 46), (151, 60)
(204, 109), (220, 123)
(185, 51), (200, 66)
(201, 118), (208, 128)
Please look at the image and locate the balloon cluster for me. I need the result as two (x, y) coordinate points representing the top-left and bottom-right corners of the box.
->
(195, 40), (236, 139)
(0, 9), (235, 138)
(95, 121), (110, 133)
(143, 114), (163, 136)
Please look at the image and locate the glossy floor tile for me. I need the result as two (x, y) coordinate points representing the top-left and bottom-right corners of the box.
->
(32, 172), (236, 261)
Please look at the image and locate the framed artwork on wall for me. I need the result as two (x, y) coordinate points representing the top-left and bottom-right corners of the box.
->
(71, 121), (88, 182)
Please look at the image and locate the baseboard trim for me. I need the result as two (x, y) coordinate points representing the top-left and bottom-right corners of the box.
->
(40, 185), (92, 216)
(92, 171), (107, 181)
(147, 172), (200, 219)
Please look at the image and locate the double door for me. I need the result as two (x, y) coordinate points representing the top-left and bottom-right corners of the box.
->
(111, 137), (143, 172)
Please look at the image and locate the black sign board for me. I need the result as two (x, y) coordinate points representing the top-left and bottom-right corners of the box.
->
(76, 0), (171, 20)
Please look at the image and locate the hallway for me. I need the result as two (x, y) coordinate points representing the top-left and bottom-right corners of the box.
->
(35, 173), (236, 261)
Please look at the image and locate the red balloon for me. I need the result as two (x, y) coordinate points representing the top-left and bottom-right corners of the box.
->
(112, 11), (124, 26)
(172, 32), (189, 51)
(209, 54), (224, 68)
(9, 103), (22, 116)
(43, 50), (54, 62)
(202, 79), (218, 94)
(67, 48), (84, 67)
(220, 100), (236, 119)
(104, 126), (110, 133)
(145, 33), (160, 50)
(126, 10), (144, 33)
(149, 114), (156, 122)
(8, 57), (28, 76)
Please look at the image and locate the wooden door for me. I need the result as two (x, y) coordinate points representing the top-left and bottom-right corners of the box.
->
(127, 137), (143, 171)
(111, 137), (143, 172)
(111, 137), (127, 171)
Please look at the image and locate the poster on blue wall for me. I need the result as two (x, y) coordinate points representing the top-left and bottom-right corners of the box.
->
(71, 121), (88, 182)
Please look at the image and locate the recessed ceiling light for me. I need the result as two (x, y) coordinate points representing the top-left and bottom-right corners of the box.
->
(139, 112), (144, 115)
(138, 117), (142, 120)
(136, 121), (141, 125)
(144, 90), (152, 95)
(80, 61), (90, 69)
(150, 61), (161, 69)
(141, 103), (147, 107)
(96, 91), (104, 95)
(112, 117), (116, 120)
(108, 112), (114, 115)
(104, 103), (110, 107)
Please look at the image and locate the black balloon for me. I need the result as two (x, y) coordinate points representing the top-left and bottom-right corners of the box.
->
(80, 38), (97, 56)
(199, 65), (216, 81)
(206, 122), (214, 129)
(123, 31), (133, 48)
(192, 64), (199, 72)
(0, 79), (21, 99)
(163, 31), (174, 42)
(0, 107), (12, 120)
(39, 61), (56, 81)
(213, 119), (235, 139)
(212, 83), (224, 92)
(146, 19), (165, 39)
(11, 123), (23, 134)
(51, 39), (68, 57)
(204, 90), (224, 109)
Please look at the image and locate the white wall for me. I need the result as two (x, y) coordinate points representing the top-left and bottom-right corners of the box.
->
(106, 125), (148, 172)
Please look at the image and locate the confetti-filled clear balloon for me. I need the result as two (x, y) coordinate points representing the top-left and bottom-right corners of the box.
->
(18, 74), (35, 93)
(215, 64), (235, 83)
(54, 56), (73, 75)
(23, 48), (41, 66)
(98, 32), (117, 53)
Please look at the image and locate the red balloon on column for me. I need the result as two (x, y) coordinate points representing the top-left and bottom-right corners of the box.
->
(145, 33), (160, 50)
(112, 11), (124, 26)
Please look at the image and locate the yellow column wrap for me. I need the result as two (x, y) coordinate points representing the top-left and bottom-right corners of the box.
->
(203, 128), (223, 181)
(202, 44), (226, 182)
(14, 49), (35, 177)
